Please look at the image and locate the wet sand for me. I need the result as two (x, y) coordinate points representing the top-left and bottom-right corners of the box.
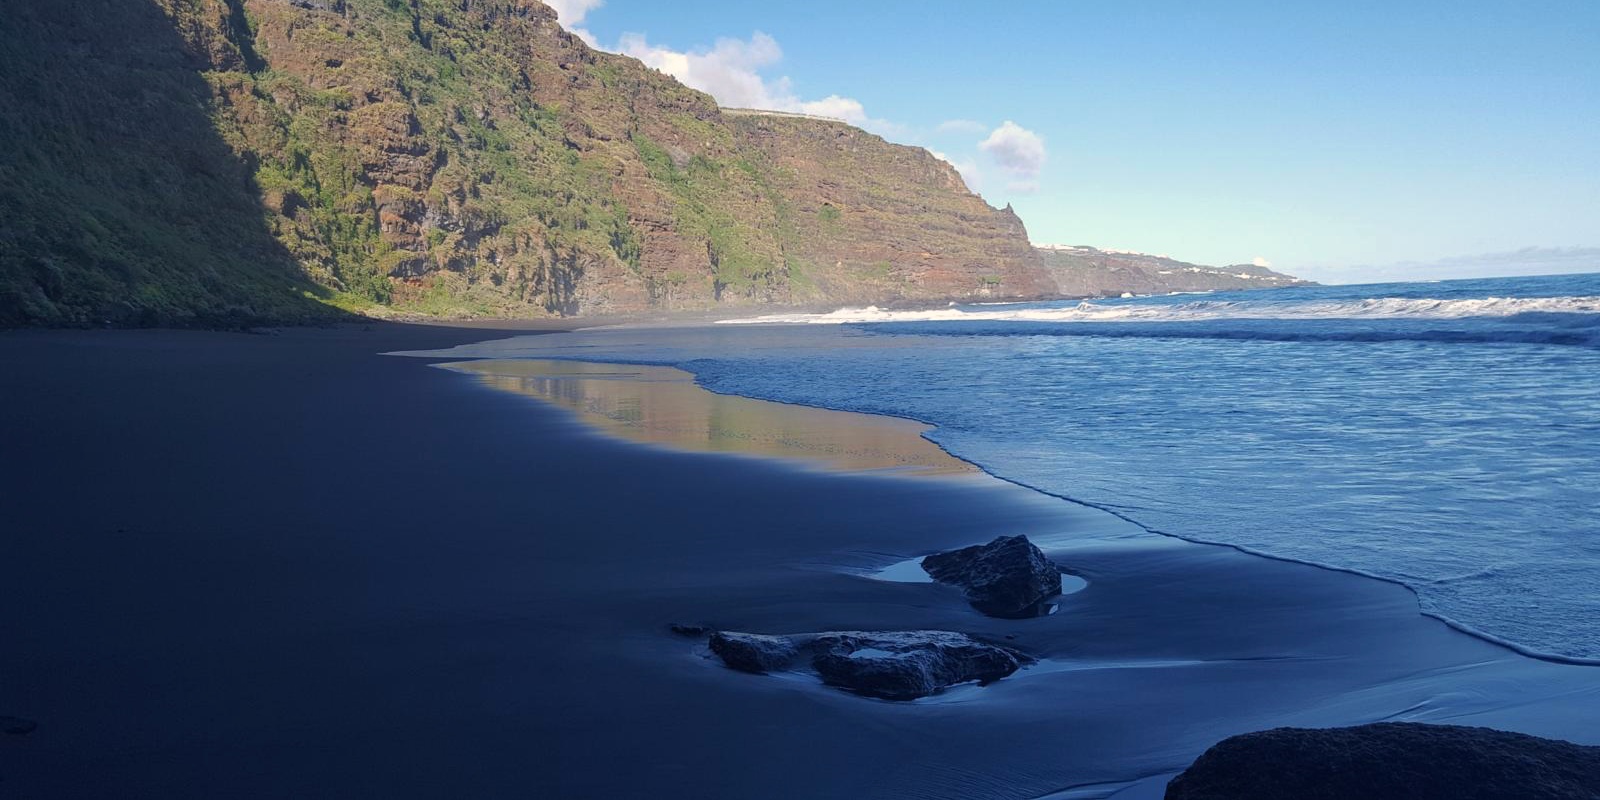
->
(442, 359), (974, 476)
(2, 325), (1597, 799)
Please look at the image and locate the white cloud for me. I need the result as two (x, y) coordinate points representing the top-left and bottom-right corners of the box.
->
(798, 95), (867, 124)
(612, 31), (905, 136)
(546, 0), (603, 45)
(978, 121), (1047, 181)
(545, 0), (603, 23)
(1252, 256), (1272, 268)
(936, 119), (988, 134)
(1005, 179), (1039, 194)
(618, 32), (782, 108)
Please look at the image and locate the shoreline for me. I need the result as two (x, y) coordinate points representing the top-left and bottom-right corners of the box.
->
(418, 346), (1600, 709)
(436, 359), (978, 477)
(4, 324), (1597, 799)
(399, 337), (1600, 669)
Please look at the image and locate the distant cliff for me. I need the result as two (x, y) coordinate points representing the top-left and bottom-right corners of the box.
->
(1037, 245), (1313, 297)
(0, 0), (1051, 326)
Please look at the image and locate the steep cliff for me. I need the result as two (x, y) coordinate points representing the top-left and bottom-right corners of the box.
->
(0, 0), (1051, 326)
(1037, 245), (1313, 297)
(727, 113), (1052, 304)
(0, 0), (339, 327)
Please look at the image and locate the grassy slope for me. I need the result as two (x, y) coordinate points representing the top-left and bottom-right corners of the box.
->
(0, 1), (344, 327)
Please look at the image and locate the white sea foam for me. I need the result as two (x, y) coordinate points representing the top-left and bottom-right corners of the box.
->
(717, 295), (1600, 325)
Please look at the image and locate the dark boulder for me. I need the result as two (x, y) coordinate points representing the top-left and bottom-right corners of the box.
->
(668, 623), (714, 637)
(708, 632), (799, 674)
(921, 535), (1063, 617)
(1166, 722), (1600, 800)
(810, 631), (1024, 701)
(1, 716), (37, 736)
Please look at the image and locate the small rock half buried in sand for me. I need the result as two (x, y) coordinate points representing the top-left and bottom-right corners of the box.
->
(1165, 722), (1600, 800)
(921, 534), (1063, 618)
(810, 631), (1023, 701)
(708, 631), (800, 673)
(706, 629), (1027, 700)
(669, 623), (714, 637)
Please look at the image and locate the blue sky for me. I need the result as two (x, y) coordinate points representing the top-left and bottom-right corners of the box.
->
(551, 1), (1599, 283)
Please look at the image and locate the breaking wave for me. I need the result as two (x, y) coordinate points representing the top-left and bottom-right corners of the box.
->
(717, 281), (1600, 348)
(719, 294), (1600, 325)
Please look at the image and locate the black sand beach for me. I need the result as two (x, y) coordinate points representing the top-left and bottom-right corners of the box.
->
(3, 325), (1597, 799)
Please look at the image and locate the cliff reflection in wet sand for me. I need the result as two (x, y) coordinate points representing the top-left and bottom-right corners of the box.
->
(443, 359), (975, 476)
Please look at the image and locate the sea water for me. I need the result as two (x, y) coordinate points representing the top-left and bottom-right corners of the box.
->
(415, 273), (1600, 661)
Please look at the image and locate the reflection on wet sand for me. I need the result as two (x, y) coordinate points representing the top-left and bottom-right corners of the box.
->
(443, 359), (975, 476)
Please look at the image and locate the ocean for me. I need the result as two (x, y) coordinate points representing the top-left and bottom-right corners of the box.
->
(422, 272), (1600, 661)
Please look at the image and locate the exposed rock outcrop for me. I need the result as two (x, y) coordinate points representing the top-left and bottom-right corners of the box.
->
(668, 623), (714, 637)
(810, 631), (1024, 701)
(702, 629), (1028, 700)
(708, 631), (799, 674)
(1165, 723), (1600, 800)
(921, 535), (1064, 618)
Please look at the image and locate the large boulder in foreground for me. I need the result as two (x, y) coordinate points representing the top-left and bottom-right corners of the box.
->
(1166, 723), (1600, 800)
(810, 631), (1024, 701)
(921, 535), (1063, 617)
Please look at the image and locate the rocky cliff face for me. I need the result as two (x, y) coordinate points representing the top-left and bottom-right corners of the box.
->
(1038, 245), (1313, 297)
(0, 0), (1052, 325)
(727, 113), (1053, 304)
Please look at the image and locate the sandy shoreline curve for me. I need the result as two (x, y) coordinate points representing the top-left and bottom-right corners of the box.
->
(3, 323), (1597, 799)
(440, 358), (977, 477)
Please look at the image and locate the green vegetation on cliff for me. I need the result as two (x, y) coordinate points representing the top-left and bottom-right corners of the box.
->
(1, 0), (1050, 327)
(0, 1), (342, 326)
